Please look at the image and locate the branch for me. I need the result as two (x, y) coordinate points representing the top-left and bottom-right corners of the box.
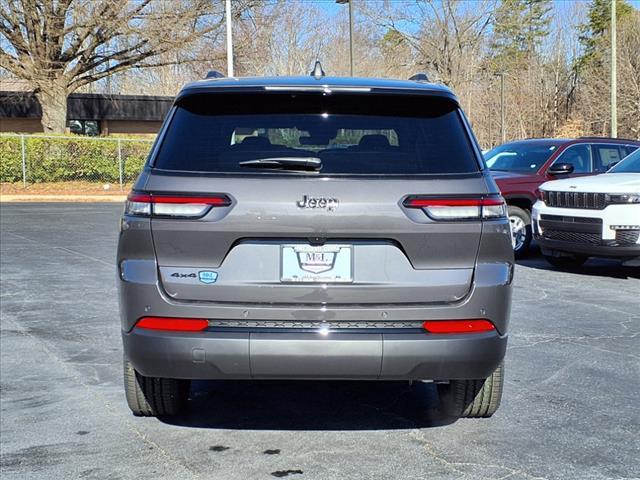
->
(18, 0), (43, 61)
(0, 49), (29, 77)
(68, 53), (226, 90)
(72, 40), (153, 76)
(64, 0), (223, 82)
(0, 6), (30, 57)
(60, 0), (148, 63)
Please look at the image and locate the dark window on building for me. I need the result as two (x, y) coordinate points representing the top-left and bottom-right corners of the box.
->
(68, 120), (100, 136)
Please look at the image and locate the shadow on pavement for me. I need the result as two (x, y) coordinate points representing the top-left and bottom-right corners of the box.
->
(517, 244), (640, 280)
(160, 380), (457, 431)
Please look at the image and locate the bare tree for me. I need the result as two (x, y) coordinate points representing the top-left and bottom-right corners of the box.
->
(234, 0), (330, 76)
(0, 0), (229, 132)
(617, 11), (640, 138)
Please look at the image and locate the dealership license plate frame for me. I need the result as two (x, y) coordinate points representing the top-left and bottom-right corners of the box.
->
(281, 244), (353, 283)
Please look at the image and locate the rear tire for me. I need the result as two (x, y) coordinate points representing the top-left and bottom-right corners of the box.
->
(543, 253), (588, 269)
(508, 206), (532, 258)
(438, 362), (504, 418)
(123, 358), (190, 416)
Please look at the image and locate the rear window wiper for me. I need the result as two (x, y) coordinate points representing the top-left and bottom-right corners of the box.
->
(239, 157), (322, 171)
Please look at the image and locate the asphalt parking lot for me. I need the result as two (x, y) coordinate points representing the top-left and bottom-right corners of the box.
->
(1, 202), (639, 480)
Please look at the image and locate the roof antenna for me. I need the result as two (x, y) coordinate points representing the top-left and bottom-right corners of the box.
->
(409, 73), (430, 82)
(310, 60), (325, 80)
(205, 70), (225, 79)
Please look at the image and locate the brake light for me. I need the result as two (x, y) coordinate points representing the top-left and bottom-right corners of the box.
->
(136, 317), (209, 332)
(125, 192), (231, 218)
(403, 196), (506, 220)
(422, 319), (495, 334)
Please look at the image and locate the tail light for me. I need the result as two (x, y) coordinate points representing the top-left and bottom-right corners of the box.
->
(403, 196), (506, 220)
(136, 317), (209, 332)
(423, 319), (495, 334)
(125, 192), (231, 218)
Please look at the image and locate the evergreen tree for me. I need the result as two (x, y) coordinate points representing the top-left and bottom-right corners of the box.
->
(379, 29), (412, 74)
(490, 0), (552, 71)
(578, 0), (634, 68)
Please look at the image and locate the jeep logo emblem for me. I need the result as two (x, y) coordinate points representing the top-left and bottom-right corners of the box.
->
(296, 195), (339, 211)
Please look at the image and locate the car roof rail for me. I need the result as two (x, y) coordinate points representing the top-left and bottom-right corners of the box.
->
(577, 136), (639, 143)
(205, 70), (225, 79)
(310, 60), (325, 79)
(409, 73), (430, 82)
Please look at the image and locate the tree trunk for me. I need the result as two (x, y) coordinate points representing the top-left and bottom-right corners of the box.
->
(35, 83), (69, 134)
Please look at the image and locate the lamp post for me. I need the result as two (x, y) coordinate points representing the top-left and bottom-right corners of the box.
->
(336, 0), (354, 76)
(611, 0), (617, 138)
(225, 0), (234, 77)
(495, 72), (506, 143)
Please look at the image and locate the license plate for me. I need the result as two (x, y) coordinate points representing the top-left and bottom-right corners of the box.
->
(281, 244), (353, 283)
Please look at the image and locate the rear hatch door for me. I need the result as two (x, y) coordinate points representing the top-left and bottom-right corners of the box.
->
(144, 90), (489, 305)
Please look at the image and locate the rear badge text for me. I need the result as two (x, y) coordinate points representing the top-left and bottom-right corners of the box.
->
(296, 195), (339, 211)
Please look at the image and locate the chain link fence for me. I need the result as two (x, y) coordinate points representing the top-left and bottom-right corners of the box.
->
(0, 134), (154, 196)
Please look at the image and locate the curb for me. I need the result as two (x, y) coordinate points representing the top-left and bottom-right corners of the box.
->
(0, 195), (127, 203)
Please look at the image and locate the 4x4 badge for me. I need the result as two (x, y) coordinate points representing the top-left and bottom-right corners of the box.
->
(198, 271), (218, 284)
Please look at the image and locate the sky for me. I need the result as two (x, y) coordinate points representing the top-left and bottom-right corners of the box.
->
(305, 0), (640, 49)
(315, 0), (640, 17)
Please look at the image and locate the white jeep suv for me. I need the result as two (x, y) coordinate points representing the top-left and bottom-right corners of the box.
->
(533, 149), (640, 267)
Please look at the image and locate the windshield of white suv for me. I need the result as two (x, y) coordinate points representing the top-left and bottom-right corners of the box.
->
(153, 93), (480, 175)
(608, 149), (640, 173)
(484, 141), (560, 172)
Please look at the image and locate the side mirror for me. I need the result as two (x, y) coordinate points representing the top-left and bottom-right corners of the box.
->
(548, 162), (574, 175)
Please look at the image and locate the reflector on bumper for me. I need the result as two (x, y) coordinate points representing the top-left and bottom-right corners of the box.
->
(136, 317), (209, 332)
(422, 319), (495, 334)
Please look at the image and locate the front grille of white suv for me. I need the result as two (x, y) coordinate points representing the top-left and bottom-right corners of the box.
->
(539, 215), (639, 246)
(615, 230), (640, 245)
(543, 191), (607, 209)
(542, 228), (639, 246)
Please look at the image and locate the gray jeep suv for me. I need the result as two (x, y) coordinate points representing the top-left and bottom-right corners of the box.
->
(118, 72), (514, 419)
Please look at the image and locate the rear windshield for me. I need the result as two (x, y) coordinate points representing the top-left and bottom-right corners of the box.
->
(153, 93), (480, 175)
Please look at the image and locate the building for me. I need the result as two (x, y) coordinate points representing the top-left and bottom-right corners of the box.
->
(0, 91), (173, 136)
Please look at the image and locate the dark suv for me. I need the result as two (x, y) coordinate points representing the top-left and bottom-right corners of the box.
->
(485, 138), (640, 256)
(118, 72), (513, 419)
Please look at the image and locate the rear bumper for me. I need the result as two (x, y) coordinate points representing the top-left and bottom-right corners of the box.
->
(118, 261), (513, 334)
(123, 328), (507, 381)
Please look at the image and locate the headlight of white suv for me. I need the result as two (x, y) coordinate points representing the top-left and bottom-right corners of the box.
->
(605, 193), (640, 204)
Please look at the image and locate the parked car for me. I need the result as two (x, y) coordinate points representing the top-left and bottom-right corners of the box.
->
(532, 148), (640, 267)
(484, 138), (640, 257)
(118, 70), (514, 419)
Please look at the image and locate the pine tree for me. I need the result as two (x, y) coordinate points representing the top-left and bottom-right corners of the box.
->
(490, 0), (553, 72)
(578, 0), (634, 68)
(379, 29), (412, 75)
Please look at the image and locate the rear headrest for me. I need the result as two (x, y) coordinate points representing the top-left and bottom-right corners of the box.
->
(358, 134), (390, 149)
(240, 136), (272, 147)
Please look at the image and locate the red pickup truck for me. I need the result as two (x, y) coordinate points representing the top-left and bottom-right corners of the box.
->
(485, 137), (640, 257)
